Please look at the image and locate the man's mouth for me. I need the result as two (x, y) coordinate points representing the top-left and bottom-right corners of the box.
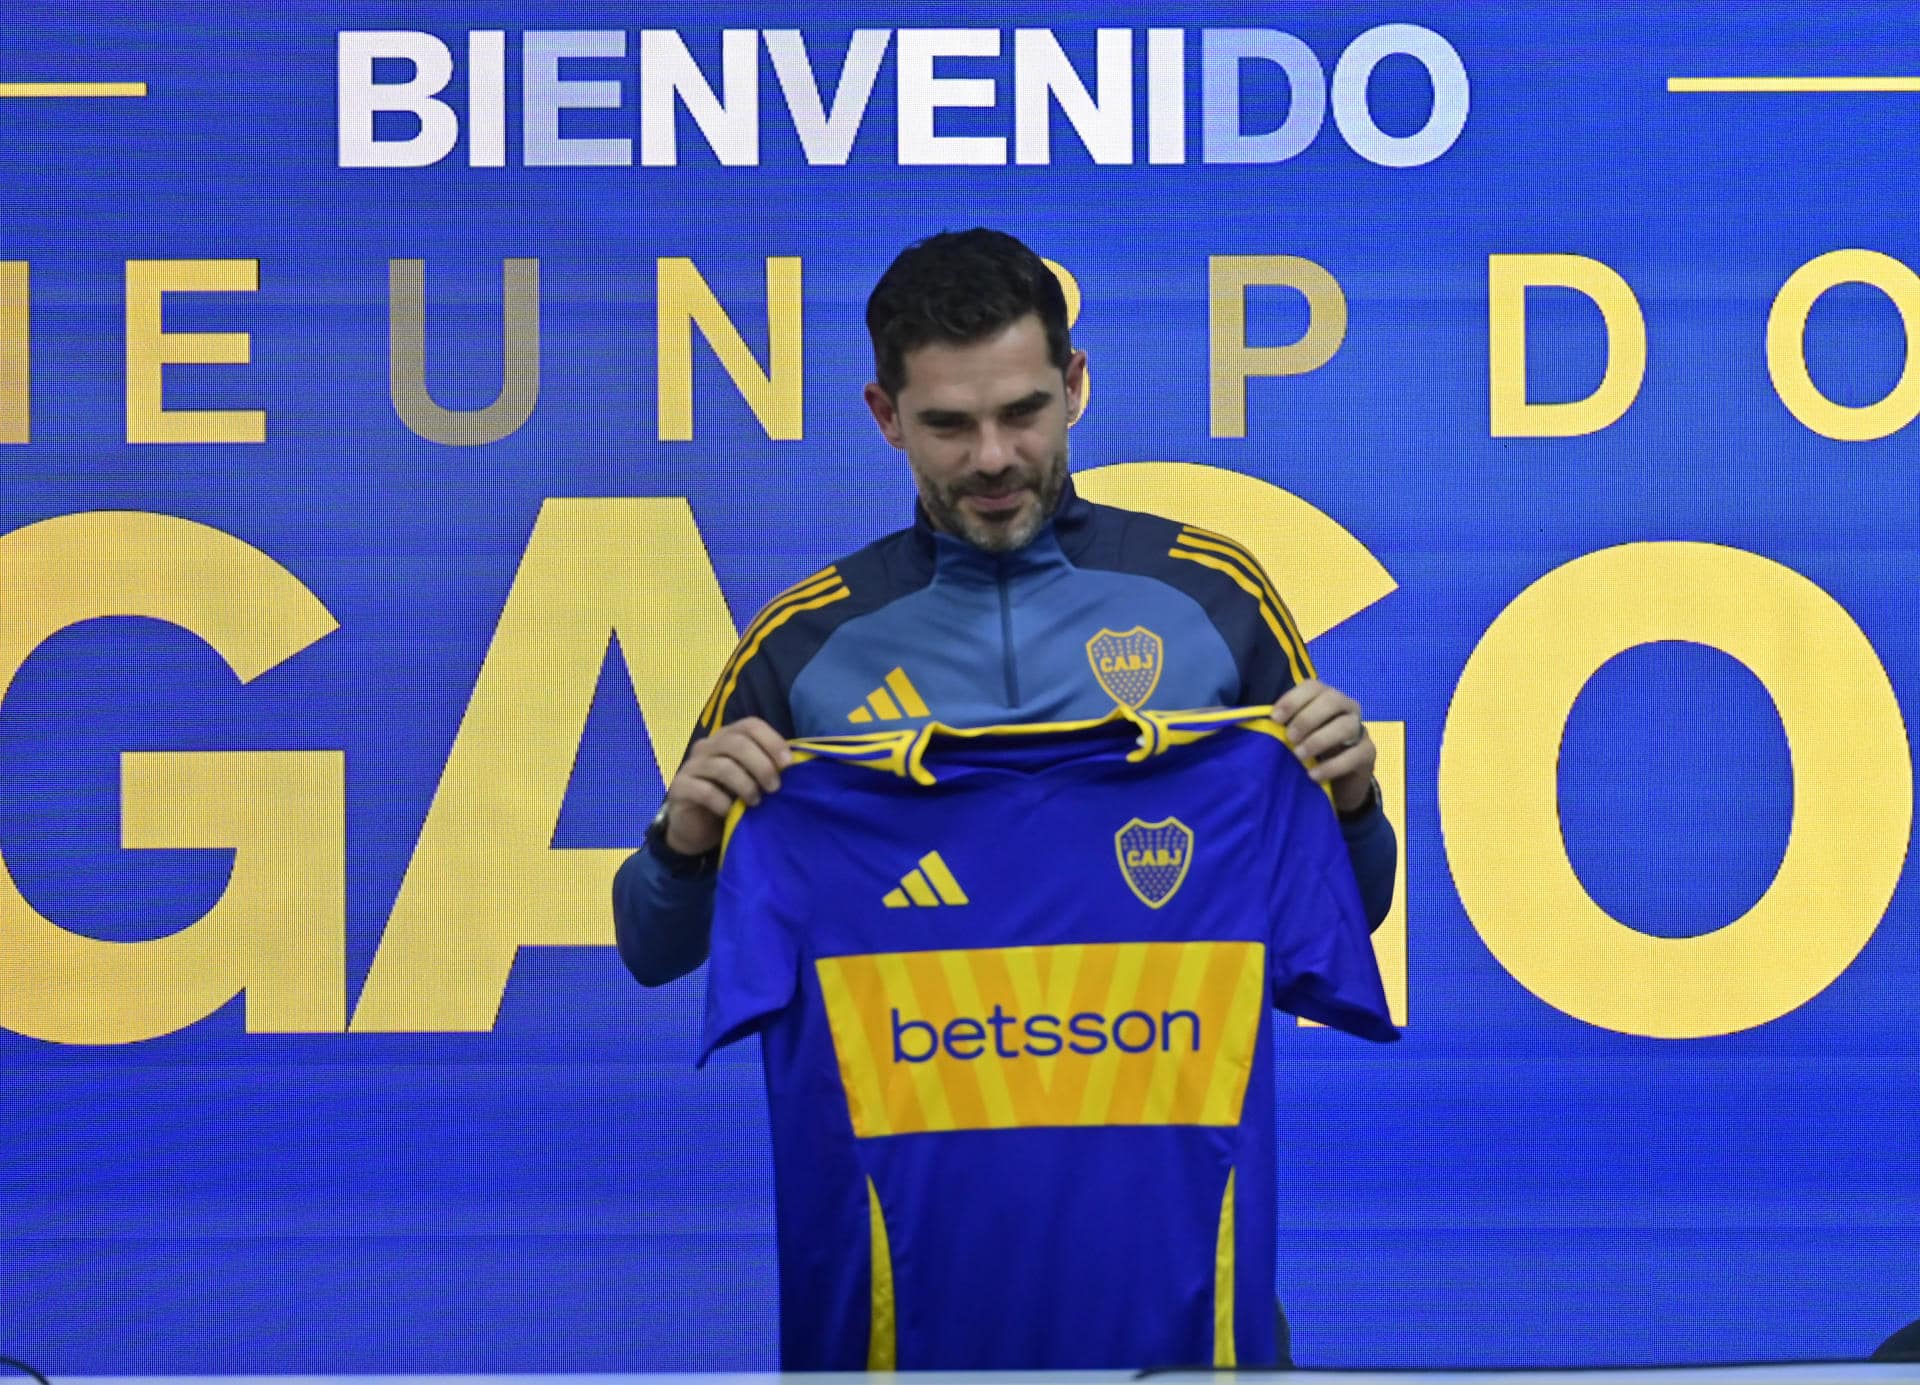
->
(964, 490), (1027, 516)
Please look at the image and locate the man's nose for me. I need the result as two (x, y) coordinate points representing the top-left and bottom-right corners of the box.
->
(976, 422), (1015, 472)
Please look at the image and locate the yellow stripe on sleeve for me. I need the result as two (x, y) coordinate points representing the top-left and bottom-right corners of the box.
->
(704, 586), (850, 733)
(696, 568), (843, 729)
(1179, 526), (1314, 664)
(1168, 547), (1310, 687)
(1175, 528), (1317, 682)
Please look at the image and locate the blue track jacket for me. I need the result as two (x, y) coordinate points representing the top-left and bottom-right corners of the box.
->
(614, 480), (1397, 987)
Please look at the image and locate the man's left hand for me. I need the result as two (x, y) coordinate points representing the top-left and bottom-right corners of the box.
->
(1270, 679), (1375, 815)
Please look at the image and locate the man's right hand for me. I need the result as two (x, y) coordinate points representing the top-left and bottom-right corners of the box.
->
(660, 717), (793, 856)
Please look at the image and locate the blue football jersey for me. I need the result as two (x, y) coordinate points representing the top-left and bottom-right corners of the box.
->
(700, 707), (1397, 1370)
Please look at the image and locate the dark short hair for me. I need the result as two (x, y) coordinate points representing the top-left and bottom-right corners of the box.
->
(865, 228), (1072, 396)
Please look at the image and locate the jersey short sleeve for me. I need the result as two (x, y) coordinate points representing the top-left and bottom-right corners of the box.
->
(1262, 759), (1397, 1041)
(698, 818), (800, 1064)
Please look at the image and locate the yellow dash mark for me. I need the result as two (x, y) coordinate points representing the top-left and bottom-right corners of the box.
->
(0, 82), (148, 97)
(1668, 76), (1920, 93)
(900, 870), (938, 907)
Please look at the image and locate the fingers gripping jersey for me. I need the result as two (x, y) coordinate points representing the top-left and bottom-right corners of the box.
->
(700, 708), (1397, 1371)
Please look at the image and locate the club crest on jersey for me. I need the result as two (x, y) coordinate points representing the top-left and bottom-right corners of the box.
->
(1086, 627), (1164, 708)
(1115, 817), (1194, 908)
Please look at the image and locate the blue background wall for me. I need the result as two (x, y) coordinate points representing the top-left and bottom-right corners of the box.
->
(2, 3), (1915, 1372)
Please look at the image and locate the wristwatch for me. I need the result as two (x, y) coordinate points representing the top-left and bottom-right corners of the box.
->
(1336, 777), (1383, 825)
(646, 802), (716, 878)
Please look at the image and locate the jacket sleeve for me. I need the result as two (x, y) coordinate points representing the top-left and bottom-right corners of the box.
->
(1340, 799), (1397, 934)
(613, 848), (719, 988)
(611, 591), (801, 989)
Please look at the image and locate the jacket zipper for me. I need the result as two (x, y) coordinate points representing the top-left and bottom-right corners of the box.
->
(996, 567), (1020, 706)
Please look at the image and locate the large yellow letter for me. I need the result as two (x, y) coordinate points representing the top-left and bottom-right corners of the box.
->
(1767, 248), (1920, 442)
(1440, 542), (1910, 1037)
(657, 257), (803, 441)
(0, 512), (343, 1044)
(1209, 256), (1346, 439)
(1075, 463), (1406, 1023)
(1488, 253), (1645, 437)
(1, 262), (27, 444)
(350, 498), (741, 1031)
(389, 258), (541, 445)
(125, 259), (266, 443)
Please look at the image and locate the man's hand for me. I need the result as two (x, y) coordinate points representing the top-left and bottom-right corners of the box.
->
(1270, 680), (1375, 816)
(661, 717), (793, 856)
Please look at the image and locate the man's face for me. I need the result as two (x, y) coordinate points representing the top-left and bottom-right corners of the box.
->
(865, 314), (1087, 554)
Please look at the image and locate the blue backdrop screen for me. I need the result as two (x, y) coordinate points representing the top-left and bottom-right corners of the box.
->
(1, 3), (1916, 1373)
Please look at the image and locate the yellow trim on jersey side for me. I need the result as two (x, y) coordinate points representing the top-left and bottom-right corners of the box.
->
(1177, 526), (1317, 681)
(1214, 1167), (1237, 1366)
(866, 1177), (896, 1370)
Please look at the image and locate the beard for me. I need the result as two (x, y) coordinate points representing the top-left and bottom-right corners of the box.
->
(919, 445), (1070, 554)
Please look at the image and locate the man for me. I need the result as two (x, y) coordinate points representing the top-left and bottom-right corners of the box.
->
(616, 228), (1394, 989)
(615, 226), (1393, 1366)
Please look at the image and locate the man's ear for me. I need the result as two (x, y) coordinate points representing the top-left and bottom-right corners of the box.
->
(1063, 348), (1089, 422)
(864, 380), (906, 450)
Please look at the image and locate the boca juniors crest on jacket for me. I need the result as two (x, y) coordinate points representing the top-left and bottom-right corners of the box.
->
(700, 708), (1397, 1371)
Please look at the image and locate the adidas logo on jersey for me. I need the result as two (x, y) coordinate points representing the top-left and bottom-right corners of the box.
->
(883, 851), (970, 908)
(848, 667), (930, 724)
